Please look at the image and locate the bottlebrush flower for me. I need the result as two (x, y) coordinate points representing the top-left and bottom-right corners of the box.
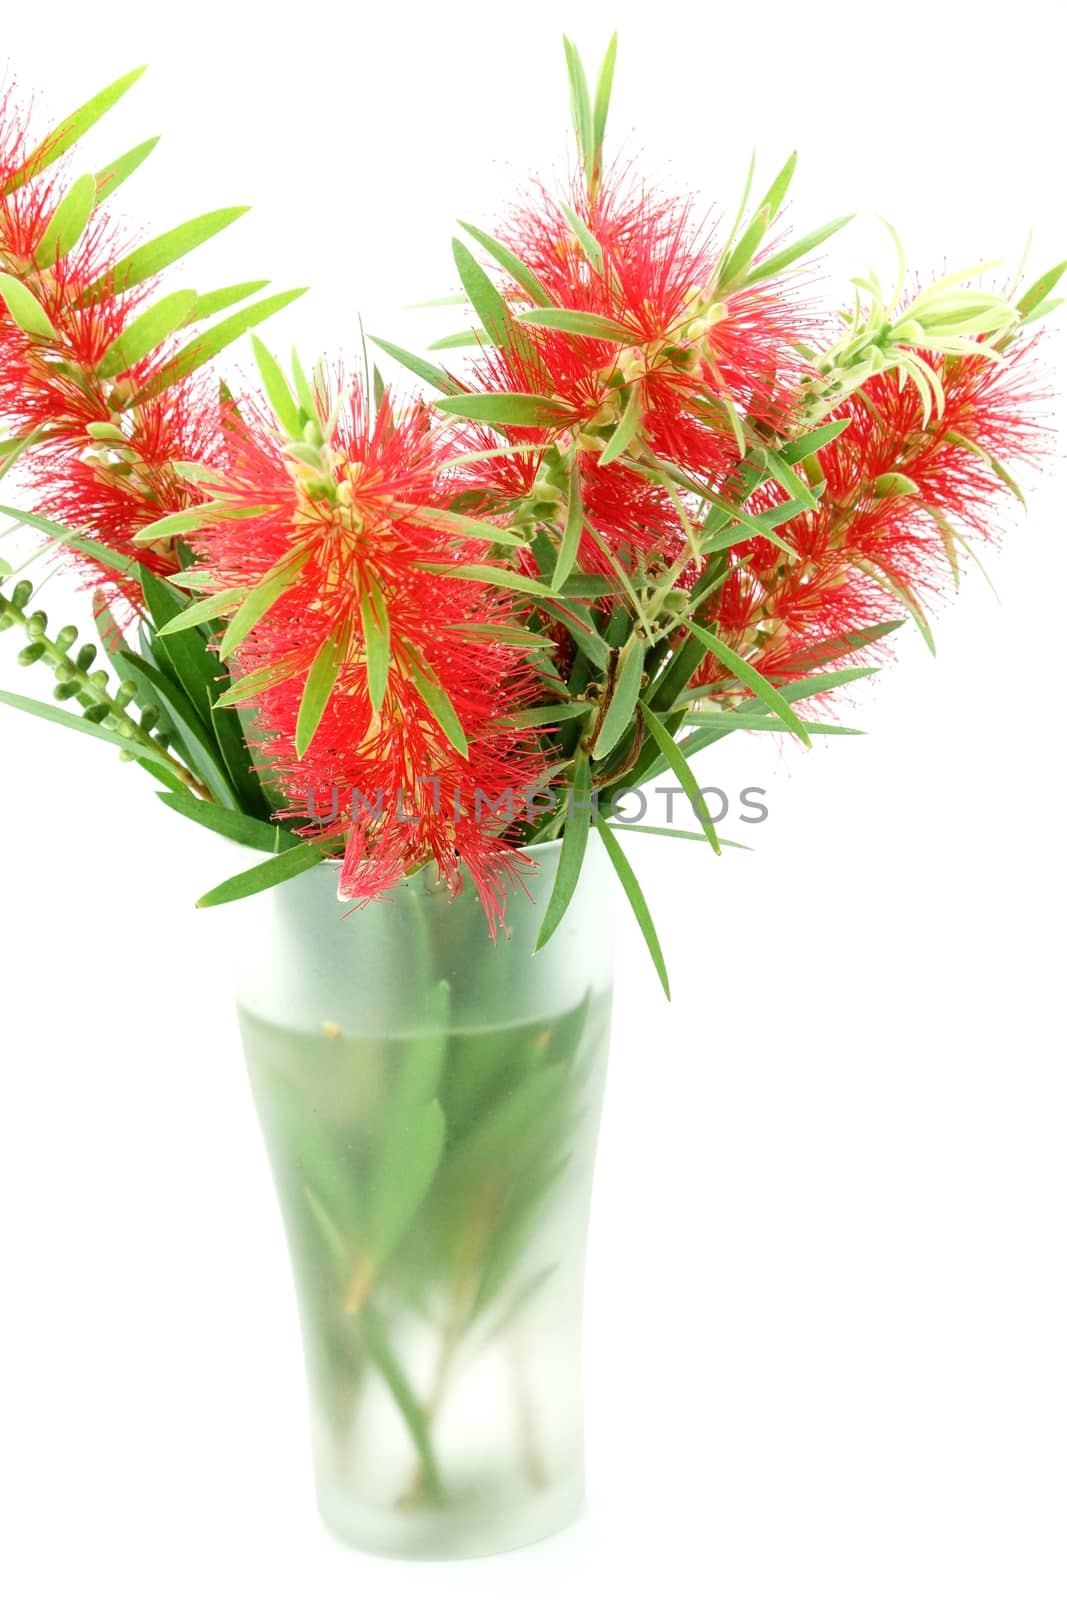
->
(697, 336), (1052, 688)
(189, 365), (549, 920)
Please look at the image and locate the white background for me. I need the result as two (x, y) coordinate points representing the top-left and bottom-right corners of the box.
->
(1, 3), (1064, 1596)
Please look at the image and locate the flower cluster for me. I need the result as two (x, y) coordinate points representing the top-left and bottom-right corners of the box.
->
(0, 41), (1059, 966)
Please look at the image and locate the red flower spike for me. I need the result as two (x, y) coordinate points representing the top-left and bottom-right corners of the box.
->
(192, 378), (550, 924)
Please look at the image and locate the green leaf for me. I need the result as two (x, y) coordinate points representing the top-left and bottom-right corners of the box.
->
(0, 274), (58, 340)
(1017, 260), (1067, 319)
(756, 445), (819, 510)
(97, 207), (250, 296)
(777, 417), (850, 464)
(599, 382), (642, 465)
(553, 459), (585, 588)
(427, 329), (487, 351)
(744, 214), (855, 286)
(196, 841), (328, 908)
(360, 576), (390, 715)
(557, 199), (603, 272)
(33, 173), (97, 265)
(853, 558), (936, 655)
(717, 204), (771, 291)
(535, 750), (592, 949)
(2, 66), (147, 196)
(502, 701), (590, 728)
(157, 789), (293, 852)
(593, 636), (644, 759)
(515, 306), (636, 342)
(368, 336), (460, 395)
(97, 289), (199, 379)
(295, 623), (347, 757)
(408, 660), (468, 757)
(757, 150), (798, 222)
(434, 392), (572, 428)
(873, 472), (920, 497)
(360, 1304), (446, 1505)
(210, 696), (270, 817)
(683, 710), (863, 736)
(191, 280), (271, 321)
(591, 33), (619, 168)
(140, 567), (224, 724)
(0, 688), (175, 776)
(595, 815), (669, 1000)
(132, 289), (308, 404)
(452, 238), (512, 349)
(402, 504), (528, 548)
(218, 550), (307, 660)
(563, 36), (594, 168)
(94, 136), (159, 204)
(118, 648), (238, 807)
(684, 619), (812, 745)
(366, 1094), (446, 1271)
(131, 507), (215, 546)
(458, 221), (553, 307)
(251, 334), (301, 436)
(0, 503), (135, 577)
(444, 562), (557, 600)
(639, 702), (721, 854)
(676, 663), (877, 708)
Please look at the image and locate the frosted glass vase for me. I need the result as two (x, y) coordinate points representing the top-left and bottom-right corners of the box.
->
(228, 839), (615, 1560)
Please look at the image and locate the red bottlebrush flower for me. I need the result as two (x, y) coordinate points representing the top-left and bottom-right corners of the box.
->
(463, 164), (812, 479)
(192, 377), (550, 923)
(694, 337), (1052, 692)
(0, 83), (225, 595)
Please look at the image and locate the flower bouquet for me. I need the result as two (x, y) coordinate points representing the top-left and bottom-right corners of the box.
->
(0, 34), (1058, 1560)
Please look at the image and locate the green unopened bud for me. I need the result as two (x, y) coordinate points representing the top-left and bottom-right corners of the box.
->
(18, 640), (46, 666)
(115, 679), (138, 710)
(89, 670), (109, 690)
(54, 681), (82, 701)
(82, 703), (111, 724)
(140, 703), (161, 733)
(53, 661), (76, 683)
(11, 580), (32, 610)
(75, 643), (97, 672)
(25, 610), (47, 639)
(55, 624), (78, 652)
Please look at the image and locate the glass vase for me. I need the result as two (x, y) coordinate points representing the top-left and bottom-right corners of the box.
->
(227, 838), (615, 1560)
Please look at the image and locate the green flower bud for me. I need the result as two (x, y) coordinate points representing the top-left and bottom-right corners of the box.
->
(140, 703), (161, 733)
(89, 670), (109, 690)
(17, 640), (46, 666)
(75, 643), (98, 672)
(115, 679), (138, 710)
(11, 580), (33, 610)
(55, 624), (78, 652)
(25, 610), (48, 639)
(53, 661), (76, 683)
(54, 681), (82, 702)
(82, 703), (111, 725)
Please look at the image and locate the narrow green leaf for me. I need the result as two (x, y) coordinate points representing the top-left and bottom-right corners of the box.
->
(408, 660), (468, 757)
(434, 391), (571, 428)
(717, 204), (771, 290)
(593, 637), (645, 759)
(599, 382), (642, 465)
(0, 274), (58, 340)
(595, 815), (669, 999)
(295, 623), (347, 757)
(1017, 260), (1067, 319)
(535, 750), (592, 949)
(854, 558), (936, 655)
(777, 417), (850, 464)
(684, 618), (812, 745)
(218, 550), (307, 660)
(196, 840), (328, 908)
(97, 289), (198, 379)
(639, 702), (721, 854)
(558, 199), (604, 272)
(757, 445), (819, 510)
(502, 701), (590, 728)
(369, 335), (460, 395)
(401, 504), (528, 548)
(553, 460), (585, 588)
(190, 280), (270, 321)
(563, 36), (594, 167)
(33, 173), (97, 265)
(251, 334), (301, 436)
(94, 136), (159, 203)
(744, 214), (856, 286)
(3, 66), (147, 196)
(444, 563), (557, 600)
(118, 648), (237, 806)
(0, 503), (134, 577)
(683, 710), (863, 736)
(360, 576), (390, 714)
(452, 238), (511, 348)
(157, 789), (292, 852)
(132, 289), (308, 404)
(873, 471), (920, 497)
(676, 663), (878, 708)
(131, 506), (214, 546)
(757, 150), (798, 222)
(97, 207), (249, 296)
(591, 33), (619, 166)
(427, 329), (486, 351)
(516, 306), (636, 342)
(0, 688), (174, 776)
(458, 221), (554, 307)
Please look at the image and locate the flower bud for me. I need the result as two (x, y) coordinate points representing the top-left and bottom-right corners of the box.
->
(17, 640), (46, 666)
(11, 580), (33, 610)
